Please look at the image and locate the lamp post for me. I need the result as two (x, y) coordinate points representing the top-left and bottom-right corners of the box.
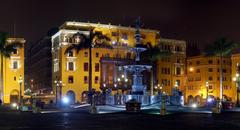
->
(234, 73), (240, 107)
(18, 75), (23, 108)
(54, 80), (64, 107)
(206, 81), (209, 101)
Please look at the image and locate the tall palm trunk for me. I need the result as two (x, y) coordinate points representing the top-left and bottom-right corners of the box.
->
(219, 54), (223, 100)
(0, 55), (3, 102)
(89, 47), (92, 92)
(150, 61), (157, 95)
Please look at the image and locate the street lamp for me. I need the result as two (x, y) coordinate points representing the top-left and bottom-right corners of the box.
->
(54, 79), (64, 107)
(206, 81), (209, 101)
(233, 76), (240, 106)
(18, 75), (23, 108)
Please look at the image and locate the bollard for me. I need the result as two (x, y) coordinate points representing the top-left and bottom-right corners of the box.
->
(90, 95), (97, 114)
(160, 95), (166, 115)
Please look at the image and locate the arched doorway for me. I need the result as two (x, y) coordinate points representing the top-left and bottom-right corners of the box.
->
(10, 90), (19, 104)
(194, 95), (201, 105)
(187, 95), (194, 104)
(66, 90), (75, 104)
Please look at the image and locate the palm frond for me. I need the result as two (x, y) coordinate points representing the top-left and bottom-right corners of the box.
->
(204, 38), (236, 56)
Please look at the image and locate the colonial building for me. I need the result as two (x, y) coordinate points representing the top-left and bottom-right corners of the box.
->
(1, 38), (25, 104)
(51, 21), (186, 103)
(156, 38), (186, 95)
(186, 55), (233, 104)
(231, 53), (240, 104)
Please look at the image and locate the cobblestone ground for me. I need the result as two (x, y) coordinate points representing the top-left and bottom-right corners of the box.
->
(0, 110), (240, 130)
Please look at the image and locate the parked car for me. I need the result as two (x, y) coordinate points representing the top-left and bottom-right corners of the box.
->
(222, 101), (234, 109)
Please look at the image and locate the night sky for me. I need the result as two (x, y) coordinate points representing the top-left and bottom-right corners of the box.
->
(1, 0), (240, 48)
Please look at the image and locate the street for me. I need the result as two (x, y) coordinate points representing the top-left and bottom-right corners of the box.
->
(1, 109), (240, 130)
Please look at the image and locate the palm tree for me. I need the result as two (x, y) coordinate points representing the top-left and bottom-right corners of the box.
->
(204, 38), (237, 100)
(141, 42), (170, 95)
(65, 30), (112, 94)
(0, 32), (23, 102)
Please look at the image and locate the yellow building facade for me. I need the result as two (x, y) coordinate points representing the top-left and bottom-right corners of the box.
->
(1, 38), (25, 104)
(51, 21), (186, 103)
(156, 38), (186, 95)
(186, 55), (233, 104)
(231, 53), (240, 104)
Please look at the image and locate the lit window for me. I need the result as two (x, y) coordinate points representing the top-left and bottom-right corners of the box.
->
(68, 76), (74, 83)
(67, 62), (74, 71)
(12, 61), (19, 69)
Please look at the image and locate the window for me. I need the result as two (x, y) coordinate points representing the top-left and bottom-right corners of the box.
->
(188, 86), (194, 90)
(84, 63), (88, 71)
(196, 69), (200, 73)
(95, 63), (100, 72)
(95, 76), (99, 84)
(189, 62), (192, 65)
(14, 76), (16, 81)
(126, 53), (131, 59)
(96, 52), (99, 57)
(176, 80), (180, 86)
(217, 60), (220, 64)
(68, 62), (74, 71)
(188, 77), (194, 82)
(223, 69), (227, 73)
(12, 48), (18, 54)
(176, 67), (181, 75)
(196, 61), (200, 65)
(13, 61), (18, 69)
(122, 33), (128, 40)
(68, 51), (73, 57)
(195, 77), (201, 81)
(111, 32), (119, 36)
(84, 76), (88, 84)
(209, 76), (213, 81)
(68, 76), (74, 83)
(167, 68), (170, 74)
(209, 85), (213, 89)
(84, 52), (88, 57)
(208, 60), (213, 64)
(208, 68), (213, 72)
(105, 53), (110, 57)
(176, 58), (180, 63)
(217, 77), (220, 81)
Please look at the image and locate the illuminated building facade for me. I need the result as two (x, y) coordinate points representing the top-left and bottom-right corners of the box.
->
(156, 38), (186, 95)
(51, 21), (186, 103)
(231, 53), (240, 104)
(1, 38), (25, 104)
(186, 55), (233, 104)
